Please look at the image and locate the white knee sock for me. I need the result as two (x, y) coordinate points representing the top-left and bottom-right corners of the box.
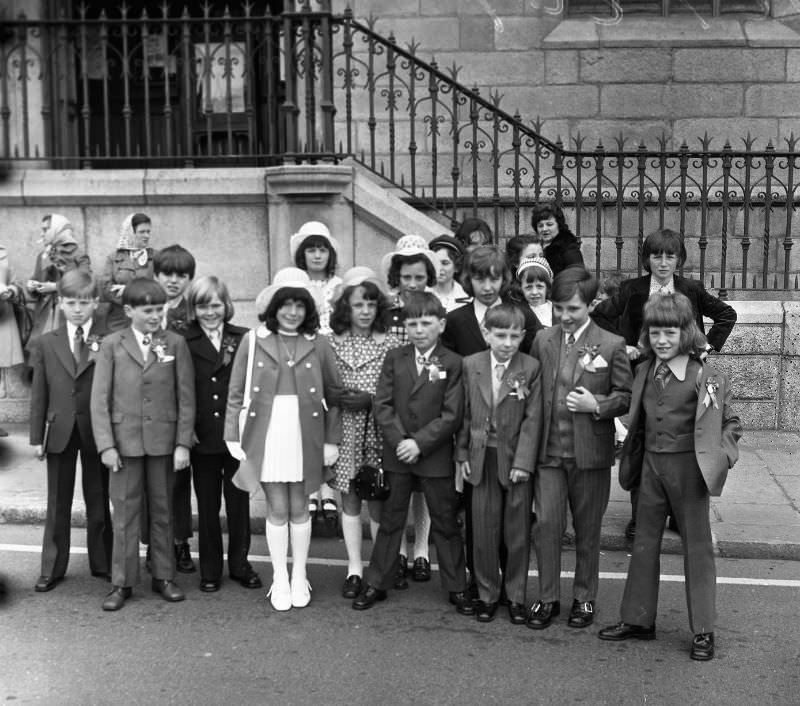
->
(265, 521), (289, 585)
(412, 492), (430, 560)
(289, 519), (312, 584)
(341, 512), (363, 577)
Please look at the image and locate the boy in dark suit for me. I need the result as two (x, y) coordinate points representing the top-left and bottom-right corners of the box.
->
(29, 270), (112, 591)
(527, 266), (632, 630)
(352, 292), (473, 615)
(456, 304), (542, 624)
(153, 244), (196, 573)
(91, 277), (195, 611)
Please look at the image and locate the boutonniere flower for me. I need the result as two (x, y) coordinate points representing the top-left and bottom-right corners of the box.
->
(578, 343), (601, 371)
(508, 373), (529, 400)
(703, 377), (720, 409)
(424, 355), (444, 382)
(86, 333), (103, 353)
(221, 334), (237, 367)
(151, 336), (175, 363)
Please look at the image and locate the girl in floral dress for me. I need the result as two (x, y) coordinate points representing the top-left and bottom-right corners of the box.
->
(328, 267), (401, 598)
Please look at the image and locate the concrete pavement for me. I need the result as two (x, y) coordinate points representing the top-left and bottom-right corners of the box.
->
(1, 424), (798, 560)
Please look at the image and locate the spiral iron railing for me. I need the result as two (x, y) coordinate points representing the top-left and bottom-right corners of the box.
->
(0, 2), (797, 293)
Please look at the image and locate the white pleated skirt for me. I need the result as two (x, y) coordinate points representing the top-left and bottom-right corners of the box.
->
(260, 395), (304, 483)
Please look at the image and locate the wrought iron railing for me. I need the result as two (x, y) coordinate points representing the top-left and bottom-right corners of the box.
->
(0, 2), (797, 293)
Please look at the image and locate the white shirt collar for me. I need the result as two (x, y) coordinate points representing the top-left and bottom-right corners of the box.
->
(649, 276), (675, 296)
(658, 354), (690, 381)
(565, 318), (591, 344)
(131, 327), (153, 345)
(66, 319), (92, 341)
(473, 297), (501, 325)
(490, 352), (511, 371)
(415, 344), (437, 362)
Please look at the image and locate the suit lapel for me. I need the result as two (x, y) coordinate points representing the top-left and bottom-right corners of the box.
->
(255, 331), (281, 363)
(695, 364), (713, 421)
(465, 305), (487, 351)
(120, 330), (146, 367)
(476, 352), (493, 409)
(409, 347), (427, 396)
(188, 326), (220, 366)
(495, 355), (519, 406)
(53, 328), (77, 377)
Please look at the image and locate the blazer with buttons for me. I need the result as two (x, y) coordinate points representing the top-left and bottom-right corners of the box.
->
(531, 321), (632, 470)
(29, 312), (109, 453)
(455, 349), (542, 486)
(90, 326), (196, 457)
(373, 342), (463, 478)
(619, 358), (742, 497)
(223, 326), (343, 495)
(183, 320), (247, 455)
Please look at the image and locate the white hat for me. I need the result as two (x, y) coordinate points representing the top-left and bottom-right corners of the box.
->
(517, 256), (553, 282)
(379, 234), (440, 284)
(255, 267), (318, 315)
(289, 221), (340, 260)
(332, 266), (386, 303)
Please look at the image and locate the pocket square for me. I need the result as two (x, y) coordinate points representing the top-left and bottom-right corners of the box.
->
(592, 355), (608, 369)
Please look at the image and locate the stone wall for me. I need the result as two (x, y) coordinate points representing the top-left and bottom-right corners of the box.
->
(339, 1), (800, 150)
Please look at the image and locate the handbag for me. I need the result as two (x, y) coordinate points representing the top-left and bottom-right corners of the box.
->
(351, 412), (390, 501)
(238, 329), (256, 438)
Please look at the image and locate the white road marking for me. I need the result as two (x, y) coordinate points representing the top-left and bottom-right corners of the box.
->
(2, 543), (798, 587)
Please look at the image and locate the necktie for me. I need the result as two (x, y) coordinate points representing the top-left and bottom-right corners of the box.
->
(141, 334), (151, 362)
(566, 333), (575, 353)
(73, 326), (84, 367)
(494, 363), (505, 382)
(654, 361), (670, 390)
(208, 329), (221, 352)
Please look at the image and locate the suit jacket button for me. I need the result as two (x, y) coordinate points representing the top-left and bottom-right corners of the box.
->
(249, 412), (256, 417)
(253, 386), (260, 392)
(213, 412), (220, 418)
(309, 387), (316, 393)
(257, 361), (264, 367)
(312, 412), (319, 417)
(306, 362), (312, 368)
(212, 394), (219, 400)
(211, 376), (217, 382)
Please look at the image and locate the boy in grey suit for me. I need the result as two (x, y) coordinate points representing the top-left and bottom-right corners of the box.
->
(527, 267), (632, 630)
(91, 278), (195, 611)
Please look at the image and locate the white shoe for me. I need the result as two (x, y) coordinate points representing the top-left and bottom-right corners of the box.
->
(267, 578), (292, 611)
(291, 577), (311, 608)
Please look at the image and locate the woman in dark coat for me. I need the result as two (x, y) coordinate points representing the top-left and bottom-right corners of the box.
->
(531, 201), (584, 276)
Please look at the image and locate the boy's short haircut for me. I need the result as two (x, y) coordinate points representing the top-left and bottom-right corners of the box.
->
(58, 269), (98, 299)
(154, 244), (196, 278)
(403, 291), (445, 320)
(123, 277), (168, 307)
(460, 245), (511, 296)
(638, 291), (707, 356)
(484, 303), (525, 331)
(386, 252), (437, 289)
(551, 266), (598, 304)
(186, 275), (235, 323)
(641, 229), (687, 271)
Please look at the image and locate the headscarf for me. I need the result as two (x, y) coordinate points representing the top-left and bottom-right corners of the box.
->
(117, 212), (150, 266)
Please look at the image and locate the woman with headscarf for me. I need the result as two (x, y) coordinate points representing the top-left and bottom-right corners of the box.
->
(24, 216), (91, 356)
(99, 213), (156, 331)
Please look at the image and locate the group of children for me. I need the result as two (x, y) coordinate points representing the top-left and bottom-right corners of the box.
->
(20, 210), (742, 662)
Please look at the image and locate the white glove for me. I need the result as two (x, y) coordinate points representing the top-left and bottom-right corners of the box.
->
(323, 443), (339, 467)
(226, 441), (247, 461)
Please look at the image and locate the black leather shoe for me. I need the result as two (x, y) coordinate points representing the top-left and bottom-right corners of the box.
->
(341, 574), (362, 599)
(200, 578), (221, 592)
(230, 567), (263, 589)
(102, 586), (132, 611)
(508, 602), (527, 625)
(526, 600), (560, 630)
(352, 584), (387, 610)
(412, 557), (431, 582)
(568, 599), (595, 628)
(449, 591), (476, 616)
(91, 571), (111, 582)
(690, 632), (715, 661)
(175, 542), (196, 573)
(598, 621), (656, 641)
(625, 519), (636, 539)
(394, 555), (409, 590)
(34, 575), (62, 592)
(476, 600), (498, 622)
(151, 579), (185, 602)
